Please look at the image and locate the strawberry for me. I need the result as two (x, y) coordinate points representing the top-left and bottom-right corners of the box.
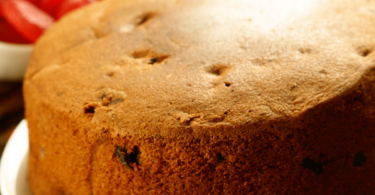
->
(1, 0), (54, 43)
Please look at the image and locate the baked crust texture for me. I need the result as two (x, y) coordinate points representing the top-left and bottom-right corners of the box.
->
(24, 0), (375, 194)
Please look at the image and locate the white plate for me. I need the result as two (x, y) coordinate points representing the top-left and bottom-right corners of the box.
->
(0, 42), (33, 81)
(0, 120), (32, 195)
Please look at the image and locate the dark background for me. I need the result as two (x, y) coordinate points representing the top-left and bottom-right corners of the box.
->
(0, 82), (24, 156)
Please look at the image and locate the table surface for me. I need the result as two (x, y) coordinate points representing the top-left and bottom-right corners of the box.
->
(0, 82), (24, 157)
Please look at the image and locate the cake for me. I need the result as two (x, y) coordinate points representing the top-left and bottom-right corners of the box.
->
(24, 0), (375, 194)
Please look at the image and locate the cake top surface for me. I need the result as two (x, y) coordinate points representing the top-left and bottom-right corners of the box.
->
(25, 0), (375, 138)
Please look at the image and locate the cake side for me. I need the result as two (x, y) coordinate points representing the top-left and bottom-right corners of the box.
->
(26, 66), (375, 194)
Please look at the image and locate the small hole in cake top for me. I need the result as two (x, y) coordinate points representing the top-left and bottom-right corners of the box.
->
(131, 50), (169, 65)
(210, 68), (222, 76)
(207, 65), (230, 76)
(217, 153), (226, 163)
(357, 47), (372, 57)
(84, 106), (95, 114)
(361, 49), (371, 57)
(148, 55), (169, 65)
(136, 13), (156, 26)
(353, 151), (366, 167)
(224, 82), (231, 87)
(302, 157), (324, 175)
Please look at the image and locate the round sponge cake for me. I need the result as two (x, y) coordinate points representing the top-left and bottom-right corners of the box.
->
(24, 0), (375, 194)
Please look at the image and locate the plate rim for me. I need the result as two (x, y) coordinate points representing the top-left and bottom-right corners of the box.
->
(0, 119), (29, 195)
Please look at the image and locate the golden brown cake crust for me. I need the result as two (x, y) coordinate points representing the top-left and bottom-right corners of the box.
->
(24, 0), (375, 194)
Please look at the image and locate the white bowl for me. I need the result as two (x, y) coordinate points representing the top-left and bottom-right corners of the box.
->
(0, 42), (33, 81)
(0, 120), (32, 195)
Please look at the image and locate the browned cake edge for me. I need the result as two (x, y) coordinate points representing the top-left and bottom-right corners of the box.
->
(25, 66), (375, 194)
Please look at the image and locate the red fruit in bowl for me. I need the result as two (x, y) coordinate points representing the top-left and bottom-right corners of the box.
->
(1, 0), (54, 43)
(38, 0), (65, 16)
(25, 0), (38, 4)
(55, 0), (96, 19)
(0, 19), (30, 44)
(0, 0), (38, 18)
(0, 2), (4, 18)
